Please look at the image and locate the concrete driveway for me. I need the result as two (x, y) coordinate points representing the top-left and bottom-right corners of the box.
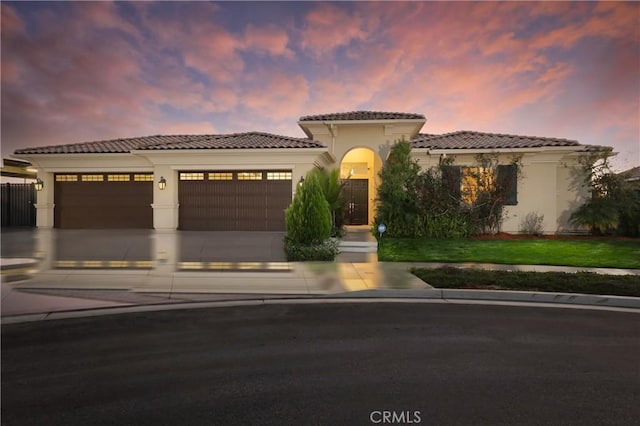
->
(1, 228), (286, 263)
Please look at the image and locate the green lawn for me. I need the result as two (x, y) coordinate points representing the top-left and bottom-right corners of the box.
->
(411, 267), (640, 297)
(379, 238), (640, 269)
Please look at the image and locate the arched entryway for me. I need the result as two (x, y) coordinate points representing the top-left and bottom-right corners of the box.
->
(340, 147), (383, 226)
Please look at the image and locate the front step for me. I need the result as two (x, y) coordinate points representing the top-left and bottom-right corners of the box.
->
(338, 240), (378, 253)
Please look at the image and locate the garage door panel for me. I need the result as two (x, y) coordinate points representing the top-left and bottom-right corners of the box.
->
(179, 170), (291, 231)
(54, 175), (152, 229)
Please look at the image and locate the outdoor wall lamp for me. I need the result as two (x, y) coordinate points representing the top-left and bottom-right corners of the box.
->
(298, 176), (304, 187)
(34, 178), (44, 191)
(158, 176), (167, 190)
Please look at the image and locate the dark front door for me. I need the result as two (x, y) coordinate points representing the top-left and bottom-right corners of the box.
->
(342, 179), (368, 225)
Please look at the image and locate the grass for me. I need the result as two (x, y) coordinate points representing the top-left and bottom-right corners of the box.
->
(411, 267), (640, 297)
(378, 238), (640, 269)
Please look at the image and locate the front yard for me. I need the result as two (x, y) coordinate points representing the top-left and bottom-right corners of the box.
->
(411, 267), (640, 297)
(378, 237), (640, 269)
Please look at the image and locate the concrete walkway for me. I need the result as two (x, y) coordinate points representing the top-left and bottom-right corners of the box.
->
(1, 227), (639, 320)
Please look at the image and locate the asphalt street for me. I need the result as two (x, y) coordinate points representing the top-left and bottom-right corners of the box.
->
(2, 303), (639, 425)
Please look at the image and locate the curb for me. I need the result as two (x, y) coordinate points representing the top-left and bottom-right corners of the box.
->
(2, 289), (638, 325)
(328, 289), (640, 309)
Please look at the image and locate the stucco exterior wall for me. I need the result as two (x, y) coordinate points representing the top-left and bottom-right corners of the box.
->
(19, 149), (326, 230)
(410, 149), (586, 234)
(301, 120), (423, 226)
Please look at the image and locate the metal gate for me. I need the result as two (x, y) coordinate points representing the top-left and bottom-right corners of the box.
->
(178, 170), (292, 231)
(1, 183), (36, 227)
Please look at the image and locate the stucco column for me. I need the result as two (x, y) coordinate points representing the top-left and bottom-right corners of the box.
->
(34, 227), (55, 270)
(35, 172), (55, 228)
(151, 166), (179, 230)
(151, 229), (178, 275)
(293, 164), (316, 196)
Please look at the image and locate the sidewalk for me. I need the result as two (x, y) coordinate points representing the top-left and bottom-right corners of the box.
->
(2, 256), (639, 322)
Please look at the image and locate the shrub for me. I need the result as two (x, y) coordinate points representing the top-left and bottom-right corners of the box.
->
(374, 138), (421, 237)
(573, 151), (640, 237)
(519, 212), (544, 235)
(284, 237), (340, 261)
(308, 167), (345, 235)
(285, 172), (332, 245)
(570, 197), (619, 235)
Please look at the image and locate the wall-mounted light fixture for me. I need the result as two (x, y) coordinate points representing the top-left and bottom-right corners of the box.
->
(298, 176), (304, 187)
(34, 178), (44, 191)
(158, 176), (167, 190)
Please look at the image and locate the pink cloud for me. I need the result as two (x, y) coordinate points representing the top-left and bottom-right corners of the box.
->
(241, 72), (310, 120)
(243, 24), (293, 58)
(1, 4), (24, 36)
(153, 120), (217, 135)
(300, 3), (369, 56)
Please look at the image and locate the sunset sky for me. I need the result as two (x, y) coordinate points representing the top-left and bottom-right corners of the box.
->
(2, 1), (638, 171)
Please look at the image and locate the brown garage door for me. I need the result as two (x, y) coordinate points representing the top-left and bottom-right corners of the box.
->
(178, 170), (292, 231)
(54, 173), (153, 229)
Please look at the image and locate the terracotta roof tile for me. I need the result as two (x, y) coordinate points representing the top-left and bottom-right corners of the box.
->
(14, 132), (325, 154)
(299, 111), (425, 121)
(410, 131), (580, 149)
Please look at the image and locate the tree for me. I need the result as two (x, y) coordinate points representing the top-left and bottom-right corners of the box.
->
(308, 167), (345, 232)
(374, 138), (421, 237)
(285, 172), (332, 245)
(571, 151), (640, 236)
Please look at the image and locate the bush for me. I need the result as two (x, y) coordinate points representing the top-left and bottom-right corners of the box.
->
(374, 139), (421, 237)
(284, 237), (340, 261)
(285, 172), (332, 245)
(519, 212), (544, 235)
(308, 167), (345, 235)
(573, 152), (640, 237)
(570, 197), (619, 235)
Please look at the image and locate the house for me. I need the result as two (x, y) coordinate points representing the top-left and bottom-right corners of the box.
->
(13, 111), (602, 233)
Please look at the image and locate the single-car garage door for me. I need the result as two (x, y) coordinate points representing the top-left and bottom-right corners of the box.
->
(178, 170), (292, 231)
(54, 173), (153, 229)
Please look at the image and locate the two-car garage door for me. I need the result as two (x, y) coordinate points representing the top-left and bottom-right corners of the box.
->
(53, 170), (292, 230)
(178, 170), (292, 231)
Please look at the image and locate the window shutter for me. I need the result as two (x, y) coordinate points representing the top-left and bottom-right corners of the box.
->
(497, 165), (517, 205)
(441, 166), (462, 201)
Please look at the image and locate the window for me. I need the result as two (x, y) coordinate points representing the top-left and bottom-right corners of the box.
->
(179, 172), (204, 180)
(81, 174), (104, 182)
(55, 175), (78, 182)
(460, 167), (494, 204)
(267, 172), (292, 180)
(209, 172), (233, 181)
(134, 174), (153, 181)
(107, 174), (130, 182)
(442, 165), (517, 206)
(237, 172), (262, 180)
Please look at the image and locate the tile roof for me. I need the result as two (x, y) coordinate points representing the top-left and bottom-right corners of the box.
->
(14, 132), (325, 154)
(299, 111), (425, 121)
(410, 131), (580, 149)
(619, 166), (640, 181)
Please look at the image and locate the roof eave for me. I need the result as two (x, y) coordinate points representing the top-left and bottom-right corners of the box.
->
(298, 118), (426, 126)
(420, 146), (587, 155)
(130, 147), (328, 155)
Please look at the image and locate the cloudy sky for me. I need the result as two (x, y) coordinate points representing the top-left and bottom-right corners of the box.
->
(2, 1), (638, 170)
